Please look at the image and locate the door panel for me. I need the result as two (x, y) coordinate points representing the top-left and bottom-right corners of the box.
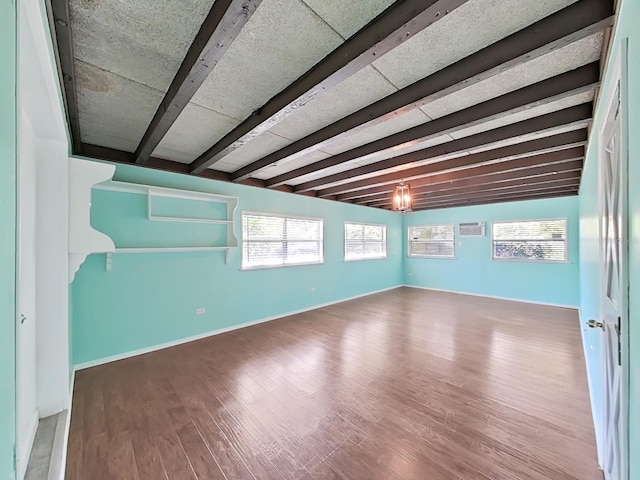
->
(598, 71), (627, 480)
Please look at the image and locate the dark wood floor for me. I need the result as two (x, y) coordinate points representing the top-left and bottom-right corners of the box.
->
(66, 288), (602, 480)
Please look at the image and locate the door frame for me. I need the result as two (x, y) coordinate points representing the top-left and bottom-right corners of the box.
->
(597, 37), (630, 480)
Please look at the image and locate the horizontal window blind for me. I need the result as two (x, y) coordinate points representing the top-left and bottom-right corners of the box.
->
(408, 224), (455, 258)
(344, 223), (387, 261)
(492, 218), (567, 262)
(242, 213), (323, 269)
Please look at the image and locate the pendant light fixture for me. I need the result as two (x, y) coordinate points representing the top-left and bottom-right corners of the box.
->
(393, 181), (412, 212)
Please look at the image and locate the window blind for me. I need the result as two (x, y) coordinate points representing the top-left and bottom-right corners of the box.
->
(344, 223), (387, 260)
(408, 224), (455, 258)
(492, 218), (567, 262)
(242, 213), (323, 269)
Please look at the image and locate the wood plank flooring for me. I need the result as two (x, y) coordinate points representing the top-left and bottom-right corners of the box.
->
(66, 288), (602, 480)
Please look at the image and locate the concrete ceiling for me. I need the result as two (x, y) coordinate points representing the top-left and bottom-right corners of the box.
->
(54, 0), (613, 210)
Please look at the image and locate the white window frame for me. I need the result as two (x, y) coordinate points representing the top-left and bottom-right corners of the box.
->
(344, 222), (387, 261)
(241, 211), (324, 270)
(407, 224), (455, 259)
(490, 217), (568, 263)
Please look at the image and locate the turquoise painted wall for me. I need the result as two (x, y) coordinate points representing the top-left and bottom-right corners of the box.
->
(579, 0), (639, 475)
(71, 162), (403, 365)
(403, 196), (580, 307)
(0, 0), (16, 478)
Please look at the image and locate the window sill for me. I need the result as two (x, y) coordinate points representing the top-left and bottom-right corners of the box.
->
(241, 260), (324, 271)
(344, 256), (387, 262)
(491, 257), (568, 264)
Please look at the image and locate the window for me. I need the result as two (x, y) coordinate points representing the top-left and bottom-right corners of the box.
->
(344, 223), (387, 261)
(491, 218), (567, 262)
(242, 213), (323, 269)
(408, 224), (455, 258)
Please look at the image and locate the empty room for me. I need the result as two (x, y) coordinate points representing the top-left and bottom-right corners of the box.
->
(2, 0), (639, 479)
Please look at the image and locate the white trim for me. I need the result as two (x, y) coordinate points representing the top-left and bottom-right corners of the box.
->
(56, 371), (75, 480)
(490, 217), (569, 263)
(402, 284), (579, 309)
(74, 285), (402, 370)
(344, 222), (387, 262)
(407, 223), (456, 259)
(241, 210), (323, 222)
(241, 211), (324, 270)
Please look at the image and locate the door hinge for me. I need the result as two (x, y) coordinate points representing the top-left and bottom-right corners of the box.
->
(12, 443), (16, 471)
(617, 316), (622, 366)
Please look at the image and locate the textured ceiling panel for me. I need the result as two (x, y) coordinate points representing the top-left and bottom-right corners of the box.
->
(267, 66), (398, 142)
(371, 0), (577, 89)
(286, 160), (373, 186)
(75, 61), (163, 152)
(152, 103), (240, 163)
(212, 132), (293, 172)
(285, 134), (454, 185)
(420, 33), (603, 120)
(252, 150), (332, 179)
(463, 123), (587, 156)
(191, 0), (344, 122)
(293, 123), (586, 189)
(69, 0), (213, 92)
(301, 0), (396, 39)
(319, 108), (431, 155)
(449, 90), (594, 139)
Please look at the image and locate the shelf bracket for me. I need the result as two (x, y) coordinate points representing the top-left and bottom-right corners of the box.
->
(225, 248), (231, 264)
(106, 253), (112, 272)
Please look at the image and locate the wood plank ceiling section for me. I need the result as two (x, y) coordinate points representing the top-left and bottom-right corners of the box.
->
(49, 0), (614, 211)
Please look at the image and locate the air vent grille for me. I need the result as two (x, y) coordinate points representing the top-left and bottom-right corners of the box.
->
(459, 222), (485, 237)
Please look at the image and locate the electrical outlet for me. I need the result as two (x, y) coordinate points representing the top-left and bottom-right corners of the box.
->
(196, 307), (206, 315)
(310, 287), (316, 293)
(408, 272), (413, 277)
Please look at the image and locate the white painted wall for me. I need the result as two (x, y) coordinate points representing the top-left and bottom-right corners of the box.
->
(35, 138), (70, 417)
(18, 0), (71, 426)
(16, 109), (39, 480)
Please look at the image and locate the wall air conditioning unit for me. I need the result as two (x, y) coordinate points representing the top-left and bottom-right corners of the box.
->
(459, 222), (485, 237)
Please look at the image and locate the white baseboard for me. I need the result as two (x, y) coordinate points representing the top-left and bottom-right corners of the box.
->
(75, 285), (402, 371)
(578, 308), (604, 468)
(402, 284), (579, 309)
(55, 371), (75, 480)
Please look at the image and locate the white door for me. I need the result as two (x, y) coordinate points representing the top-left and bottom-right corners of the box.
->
(596, 42), (628, 480)
(16, 111), (39, 479)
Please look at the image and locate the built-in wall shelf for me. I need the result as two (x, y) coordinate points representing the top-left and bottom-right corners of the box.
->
(105, 246), (235, 271)
(69, 160), (239, 280)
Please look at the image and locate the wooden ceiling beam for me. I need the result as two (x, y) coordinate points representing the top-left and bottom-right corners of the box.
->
(329, 137), (586, 199)
(134, 0), (263, 165)
(293, 103), (592, 192)
(270, 64), (598, 189)
(356, 165), (582, 204)
(407, 190), (578, 211)
(80, 143), (232, 182)
(49, 0), (81, 153)
(189, 0), (470, 175)
(407, 184), (580, 207)
(231, 0), (613, 181)
(364, 174), (581, 207)
(338, 154), (583, 202)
